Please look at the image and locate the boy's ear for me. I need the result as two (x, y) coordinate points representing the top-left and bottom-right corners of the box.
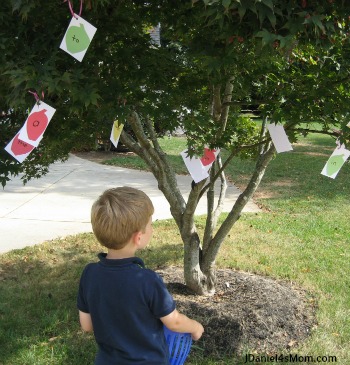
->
(131, 231), (142, 246)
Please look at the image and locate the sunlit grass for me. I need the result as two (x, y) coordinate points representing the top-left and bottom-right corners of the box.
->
(104, 136), (188, 174)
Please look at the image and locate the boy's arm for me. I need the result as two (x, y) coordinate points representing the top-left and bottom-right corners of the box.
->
(160, 309), (204, 341)
(79, 310), (94, 332)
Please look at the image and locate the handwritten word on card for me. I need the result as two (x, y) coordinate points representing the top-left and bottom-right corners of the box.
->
(60, 15), (97, 62)
(5, 130), (35, 163)
(267, 124), (293, 153)
(321, 144), (350, 179)
(18, 102), (56, 147)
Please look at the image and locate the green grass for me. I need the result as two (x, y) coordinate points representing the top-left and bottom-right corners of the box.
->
(1, 133), (349, 364)
(104, 136), (189, 174)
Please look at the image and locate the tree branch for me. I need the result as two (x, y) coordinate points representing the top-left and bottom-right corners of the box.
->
(182, 179), (206, 234)
(202, 167), (216, 252)
(122, 111), (186, 225)
(202, 143), (276, 269)
(202, 156), (227, 256)
(212, 84), (222, 122)
(222, 99), (280, 107)
(290, 127), (341, 138)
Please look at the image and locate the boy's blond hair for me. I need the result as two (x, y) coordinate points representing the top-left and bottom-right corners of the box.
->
(91, 187), (154, 249)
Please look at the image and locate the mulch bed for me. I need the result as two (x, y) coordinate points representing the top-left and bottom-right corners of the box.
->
(158, 267), (316, 358)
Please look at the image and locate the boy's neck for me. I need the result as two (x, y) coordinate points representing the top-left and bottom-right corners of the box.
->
(106, 243), (137, 260)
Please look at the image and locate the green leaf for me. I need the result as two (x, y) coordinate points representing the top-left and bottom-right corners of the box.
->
(258, 9), (266, 26)
(266, 9), (276, 28)
(311, 15), (326, 34)
(11, 0), (22, 12)
(261, 0), (274, 11)
(237, 3), (246, 20)
(255, 28), (276, 46)
(277, 34), (293, 48)
(222, 0), (231, 8)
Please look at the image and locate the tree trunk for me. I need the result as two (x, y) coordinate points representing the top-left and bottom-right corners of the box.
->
(182, 227), (211, 295)
(201, 144), (276, 282)
(120, 108), (276, 296)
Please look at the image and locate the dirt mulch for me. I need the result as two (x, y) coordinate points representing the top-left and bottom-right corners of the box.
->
(158, 267), (316, 359)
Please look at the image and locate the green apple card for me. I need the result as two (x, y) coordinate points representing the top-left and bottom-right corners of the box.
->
(60, 15), (97, 62)
(321, 144), (350, 179)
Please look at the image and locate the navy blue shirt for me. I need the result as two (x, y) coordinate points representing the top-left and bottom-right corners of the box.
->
(77, 253), (176, 365)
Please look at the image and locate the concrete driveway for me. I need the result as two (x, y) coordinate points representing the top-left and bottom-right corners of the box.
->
(0, 154), (260, 253)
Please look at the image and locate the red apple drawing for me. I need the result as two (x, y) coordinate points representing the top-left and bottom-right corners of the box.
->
(26, 109), (48, 141)
(200, 148), (216, 166)
(10, 133), (35, 156)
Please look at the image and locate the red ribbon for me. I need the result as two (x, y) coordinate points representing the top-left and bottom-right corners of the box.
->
(28, 90), (45, 104)
(64, 0), (83, 19)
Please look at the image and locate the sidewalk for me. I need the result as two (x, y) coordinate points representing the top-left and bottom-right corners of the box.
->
(0, 154), (260, 254)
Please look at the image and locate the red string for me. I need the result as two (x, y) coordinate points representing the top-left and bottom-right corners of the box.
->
(28, 90), (45, 104)
(64, 0), (83, 19)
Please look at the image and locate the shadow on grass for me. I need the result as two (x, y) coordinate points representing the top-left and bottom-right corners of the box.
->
(104, 153), (187, 175)
(0, 243), (95, 364)
(228, 136), (350, 207)
(263, 147), (349, 203)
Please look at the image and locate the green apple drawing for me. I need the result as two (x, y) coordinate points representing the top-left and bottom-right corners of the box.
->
(66, 23), (90, 54)
(326, 154), (345, 176)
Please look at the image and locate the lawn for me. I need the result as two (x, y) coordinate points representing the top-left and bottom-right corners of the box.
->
(0, 133), (349, 364)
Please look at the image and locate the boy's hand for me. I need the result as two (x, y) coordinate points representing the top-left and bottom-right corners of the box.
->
(161, 309), (204, 340)
(191, 322), (204, 341)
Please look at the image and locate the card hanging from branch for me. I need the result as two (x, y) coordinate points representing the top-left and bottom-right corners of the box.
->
(4, 91), (56, 163)
(148, 24), (161, 47)
(110, 120), (124, 148)
(180, 148), (220, 183)
(18, 100), (56, 148)
(59, 0), (97, 62)
(267, 123), (293, 153)
(321, 142), (350, 179)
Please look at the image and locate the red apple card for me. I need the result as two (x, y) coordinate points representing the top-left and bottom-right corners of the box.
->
(267, 123), (293, 153)
(200, 148), (219, 170)
(321, 143), (350, 179)
(4, 129), (36, 163)
(110, 120), (124, 148)
(18, 101), (56, 147)
(181, 148), (220, 183)
(59, 15), (97, 62)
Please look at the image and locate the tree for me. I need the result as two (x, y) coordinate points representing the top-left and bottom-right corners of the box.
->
(1, 0), (350, 294)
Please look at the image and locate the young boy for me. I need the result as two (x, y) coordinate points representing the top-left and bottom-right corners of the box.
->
(77, 186), (204, 365)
